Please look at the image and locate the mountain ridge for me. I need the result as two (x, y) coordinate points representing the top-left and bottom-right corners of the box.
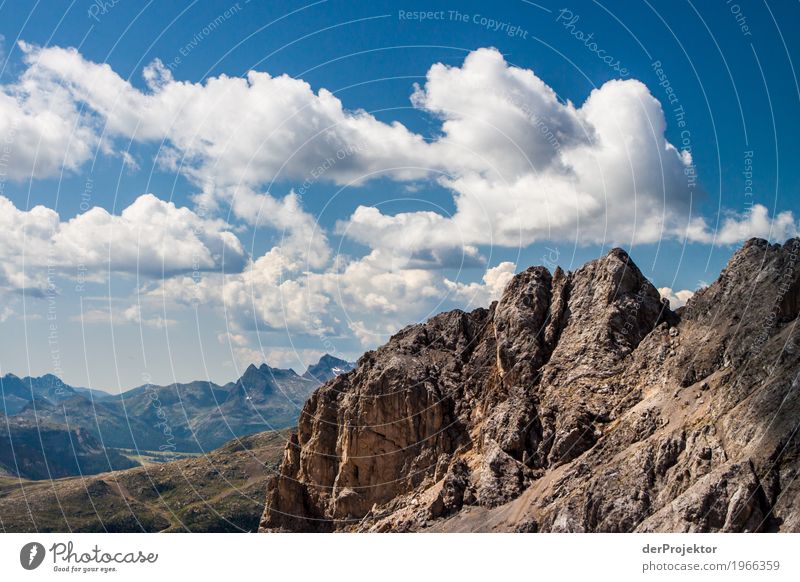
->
(0, 354), (355, 478)
(1, 353), (354, 400)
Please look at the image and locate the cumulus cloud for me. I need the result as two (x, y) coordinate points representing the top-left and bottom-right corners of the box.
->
(0, 44), (100, 181)
(7, 42), (796, 256)
(153, 247), (331, 334)
(344, 48), (697, 252)
(4, 42), (800, 360)
(444, 262), (516, 306)
(206, 187), (331, 270)
(342, 49), (799, 254)
(316, 249), (446, 345)
(684, 204), (798, 245)
(338, 206), (484, 270)
(0, 194), (245, 295)
(411, 48), (587, 177)
(153, 246), (457, 347)
(16, 42), (432, 196)
(658, 287), (695, 309)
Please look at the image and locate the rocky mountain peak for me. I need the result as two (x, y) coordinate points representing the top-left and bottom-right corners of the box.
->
(259, 363), (299, 379)
(260, 239), (800, 532)
(302, 354), (356, 383)
(226, 364), (279, 405)
(318, 354), (342, 365)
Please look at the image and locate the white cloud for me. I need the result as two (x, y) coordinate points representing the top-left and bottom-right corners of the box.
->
(56, 193), (246, 276)
(684, 204), (798, 245)
(153, 246), (454, 347)
(0, 193), (245, 295)
(0, 305), (14, 322)
(445, 262), (517, 307)
(317, 249), (446, 345)
(205, 187), (330, 270)
(658, 287), (695, 309)
(0, 44), (99, 181)
(337, 206), (484, 269)
(76, 304), (176, 329)
(342, 48), (799, 253)
(17, 43), (433, 195)
(410, 47), (587, 178)
(7, 43), (796, 259)
(3, 42), (799, 360)
(343, 48), (696, 252)
(153, 247), (332, 334)
(217, 331), (250, 348)
(0, 196), (59, 292)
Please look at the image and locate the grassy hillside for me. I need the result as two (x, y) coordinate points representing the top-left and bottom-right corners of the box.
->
(0, 416), (138, 479)
(0, 429), (290, 532)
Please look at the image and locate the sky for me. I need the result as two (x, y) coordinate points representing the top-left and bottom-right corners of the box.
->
(0, 0), (798, 392)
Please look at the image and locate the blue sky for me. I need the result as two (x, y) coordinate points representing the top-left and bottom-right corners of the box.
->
(0, 0), (798, 391)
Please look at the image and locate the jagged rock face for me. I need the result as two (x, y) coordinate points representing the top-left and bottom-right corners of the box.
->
(260, 239), (800, 532)
(262, 308), (494, 531)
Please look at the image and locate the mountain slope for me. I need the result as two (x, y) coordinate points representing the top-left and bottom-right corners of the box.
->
(189, 364), (318, 450)
(0, 416), (138, 480)
(260, 239), (800, 533)
(0, 429), (289, 532)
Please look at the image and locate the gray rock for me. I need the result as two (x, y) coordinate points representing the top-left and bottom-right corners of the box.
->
(260, 238), (800, 533)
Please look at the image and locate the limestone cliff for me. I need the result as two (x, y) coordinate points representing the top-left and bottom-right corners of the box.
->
(260, 239), (800, 532)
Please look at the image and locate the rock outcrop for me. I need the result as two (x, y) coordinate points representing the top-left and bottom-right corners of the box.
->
(260, 239), (800, 532)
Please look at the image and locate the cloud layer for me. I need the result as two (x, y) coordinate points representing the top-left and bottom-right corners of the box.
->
(2, 43), (798, 355)
(6, 43), (795, 250)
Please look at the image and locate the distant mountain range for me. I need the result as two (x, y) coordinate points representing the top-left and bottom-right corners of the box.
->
(0, 373), (112, 414)
(0, 354), (354, 480)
